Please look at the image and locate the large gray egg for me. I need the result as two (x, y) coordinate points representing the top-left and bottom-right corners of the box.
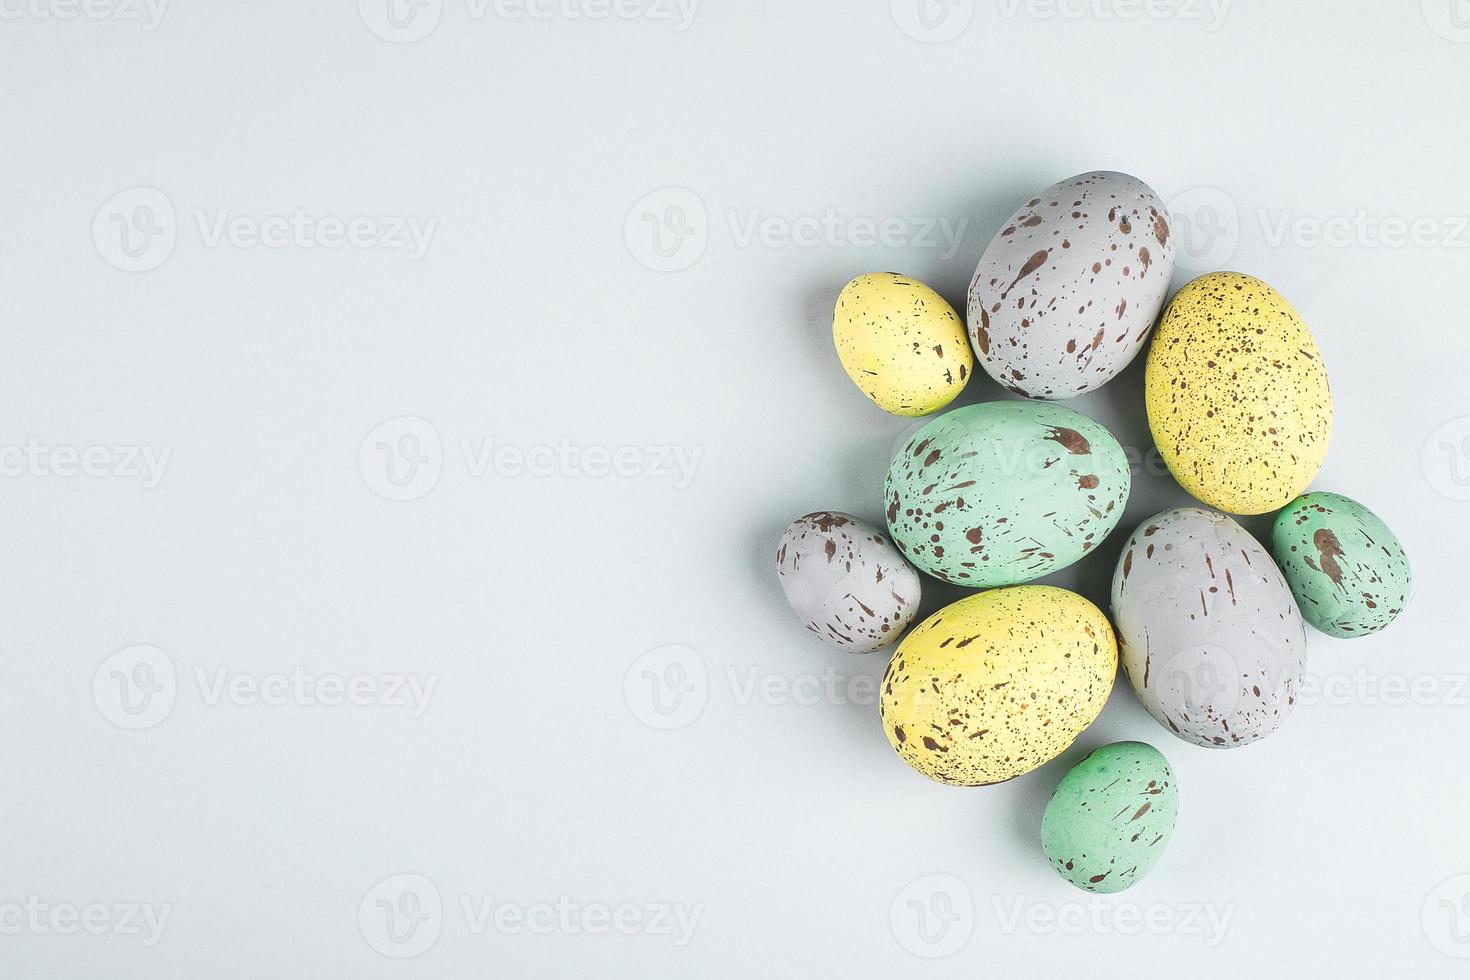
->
(1110, 508), (1306, 749)
(776, 512), (921, 653)
(967, 172), (1175, 399)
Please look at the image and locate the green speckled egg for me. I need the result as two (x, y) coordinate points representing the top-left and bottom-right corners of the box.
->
(884, 401), (1130, 587)
(1040, 742), (1178, 894)
(1270, 492), (1412, 638)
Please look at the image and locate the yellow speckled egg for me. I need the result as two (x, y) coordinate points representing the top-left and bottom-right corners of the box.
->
(1146, 272), (1332, 515)
(833, 273), (972, 417)
(879, 586), (1116, 787)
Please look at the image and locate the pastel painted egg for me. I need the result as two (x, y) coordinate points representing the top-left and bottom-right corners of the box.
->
(1146, 272), (1333, 515)
(884, 401), (1130, 587)
(776, 512), (922, 653)
(833, 273), (972, 417)
(1111, 508), (1306, 749)
(880, 586), (1116, 786)
(1041, 742), (1179, 894)
(1270, 492), (1412, 638)
(967, 171), (1175, 400)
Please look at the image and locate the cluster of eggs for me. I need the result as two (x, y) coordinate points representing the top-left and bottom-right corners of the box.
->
(776, 171), (1413, 893)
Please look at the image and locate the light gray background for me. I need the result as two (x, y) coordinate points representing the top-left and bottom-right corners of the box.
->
(2, 0), (1468, 976)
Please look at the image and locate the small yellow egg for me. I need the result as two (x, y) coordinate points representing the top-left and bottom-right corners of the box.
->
(833, 273), (972, 417)
(1146, 272), (1332, 515)
(879, 586), (1116, 787)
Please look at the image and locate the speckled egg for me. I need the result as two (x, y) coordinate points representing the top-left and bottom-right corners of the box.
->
(776, 512), (922, 653)
(1041, 742), (1179, 894)
(1146, 272), (1333, 515)
(967, 171), (1175, 400)
(832, 273), (972, 417)
(1270, 492), (1412, 638)
(1111, 508), (1306, 749)
(880, 586), (1116, 786)
(884, 401), (1130, 587)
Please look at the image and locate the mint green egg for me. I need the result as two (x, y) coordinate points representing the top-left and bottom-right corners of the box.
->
(884, 401), (1130, 587)
(1270, 492), (1412, 638)
(1040, 742), (1178, 894)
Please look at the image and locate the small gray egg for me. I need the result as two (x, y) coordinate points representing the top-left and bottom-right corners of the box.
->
(776, 512), (922, 653)
(968, 171), (1175, 399)
(1110, 508), (1306, 749)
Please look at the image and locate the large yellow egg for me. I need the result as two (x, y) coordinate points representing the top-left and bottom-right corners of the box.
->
(833, 273), (972, 417)
(1146, 272), (1332, 515)
(879, 586), (1116, 787)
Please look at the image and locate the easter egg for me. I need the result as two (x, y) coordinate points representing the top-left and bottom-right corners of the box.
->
(880, 586), (1116, 786)
(1111, 508), (1307, 749)
(884, 401), (1130, 587)
(1041, 741), (1179, 894)
(1146, 272), (1332, 515)
(776, 512), (922, 653)
(833, 273), (972, 417)
(1270, 492), (1412, 638)
(967, 171), (1175, 399)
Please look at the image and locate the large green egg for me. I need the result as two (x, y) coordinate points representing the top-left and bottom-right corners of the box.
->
(1040, 741), (1179, 894)
(1270, 492), (1412, 638)
(884, 401), (1130, 587)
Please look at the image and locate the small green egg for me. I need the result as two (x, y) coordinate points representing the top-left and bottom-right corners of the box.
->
(1270, 492), (1412, 639)
(1040, 742), (1178, 894)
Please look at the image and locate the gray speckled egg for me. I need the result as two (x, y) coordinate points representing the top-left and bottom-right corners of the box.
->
(1111, 508), (1306, 749)
(968, 172), (1175, 400)
(885, 401), (1130, 587)
(776, 512), (922, 653)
